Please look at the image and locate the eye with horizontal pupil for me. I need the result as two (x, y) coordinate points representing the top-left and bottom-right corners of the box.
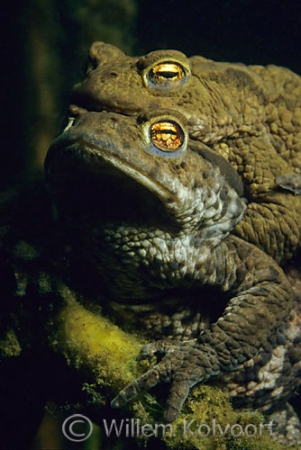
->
(147, 62), (186, 87)
(150, 121), (185, 152)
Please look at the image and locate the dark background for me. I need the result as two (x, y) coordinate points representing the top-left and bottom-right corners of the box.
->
(136, 0), (301, 71)
(0, 1), (301, 447)
(1, 0), (301, 190)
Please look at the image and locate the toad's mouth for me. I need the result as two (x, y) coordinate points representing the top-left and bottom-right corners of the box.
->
(44, 134), (181, 231)
(69, 101), (141, 118)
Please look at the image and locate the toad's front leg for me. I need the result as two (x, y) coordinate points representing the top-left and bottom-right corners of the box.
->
(111, 235), (293, 422)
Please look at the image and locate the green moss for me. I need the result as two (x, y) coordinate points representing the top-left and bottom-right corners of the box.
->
(49, 286), (288, 449)
(50, 285), (142, 391)
(130, 385), (285, 450)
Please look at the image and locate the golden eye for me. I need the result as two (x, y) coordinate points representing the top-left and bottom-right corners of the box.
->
(145, 61), (189, 90)
(150, 120), (185, 152)
(151, 62), (184, 80)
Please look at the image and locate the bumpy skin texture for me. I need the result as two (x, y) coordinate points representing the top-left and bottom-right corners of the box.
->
(66, 43), (301, 433)
(71, 41), (301, 264)
(1, 46), (301, 446)
(46, 110), (297, 425)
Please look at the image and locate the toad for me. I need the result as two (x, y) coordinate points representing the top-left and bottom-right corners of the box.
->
(1, 47), (301, 448)
(44, 110), (301, 443)
(71, 42), (301, 264)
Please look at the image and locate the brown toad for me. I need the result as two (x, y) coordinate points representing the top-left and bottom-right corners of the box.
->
(71, 41), (301, 264)
(1, 47), (301, 448)
(66, 43), (301, 442)
(45, 109), (300, 434)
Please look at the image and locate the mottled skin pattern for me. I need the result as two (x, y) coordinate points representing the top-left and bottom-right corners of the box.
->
(71, 42), (301, 264)
(1, 43), (301, 447)
(44, 111), (298, 429)
(68, 43), (301, 442)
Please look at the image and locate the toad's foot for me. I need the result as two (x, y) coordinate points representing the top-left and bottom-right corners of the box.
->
(111, 339), (221, 422)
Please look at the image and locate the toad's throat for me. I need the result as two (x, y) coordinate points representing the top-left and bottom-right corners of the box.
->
(46, 135), (179, 204)
(45, 138), (183, 231)
(78, 138), (179, 205)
